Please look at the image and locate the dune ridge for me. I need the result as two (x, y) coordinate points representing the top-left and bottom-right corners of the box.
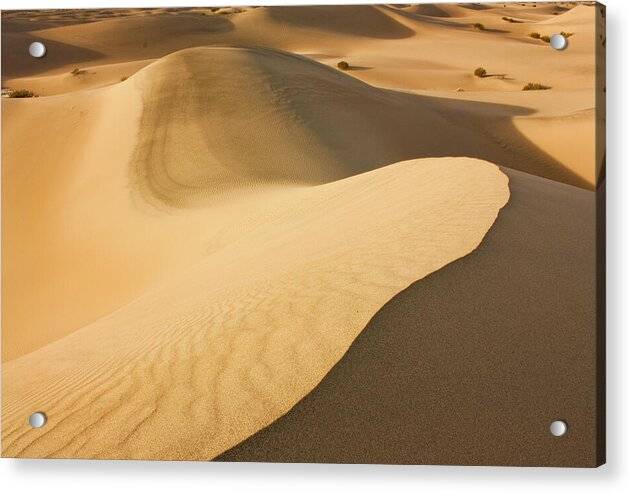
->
(129, 46), (592, 208)
(2, 155), (509, 459)
(217, 167), (600, 467)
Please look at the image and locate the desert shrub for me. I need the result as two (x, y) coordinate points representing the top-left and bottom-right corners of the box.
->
(522, 82), (551, 91)
(120, 76), (128, 82)
(216, 7), (243, 15)
(560, 31), (574, 38)
(474, 67), (487, 78)
(473, 23), (485, 30)
(337, 61), (350, 70)
(502, 16), (521, 23)
(71, 67), (86, 75)
(8, 89), (36, 98)
(540, 35), (551, 43)
(529, 32), (541, 39)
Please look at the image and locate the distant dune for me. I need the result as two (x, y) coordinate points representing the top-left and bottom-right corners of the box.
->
(3, 4), (601, 187)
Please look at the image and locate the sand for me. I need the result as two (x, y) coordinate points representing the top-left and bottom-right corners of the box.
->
(2, 4), (603, 186)
(2, 45), (591, 361)
(217, 168), (601, 467)
(1, 156), (508, 459)
(1, 3), (604, 464)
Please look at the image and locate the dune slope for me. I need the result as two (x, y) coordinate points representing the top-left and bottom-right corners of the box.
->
(218, 168), (599, 466)
(2, 155), (508, 459)
(129, 47), (587, 208)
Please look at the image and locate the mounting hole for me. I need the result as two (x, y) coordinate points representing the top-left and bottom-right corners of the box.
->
(28, 411), (47, 428)
(550, 34), (568, 51)
(29, 41), (47, 58)
(550, 420), (568, 437)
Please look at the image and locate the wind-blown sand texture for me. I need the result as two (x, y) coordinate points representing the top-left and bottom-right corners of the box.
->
(2, 3), (604, 465)
(218, 168), (600, 466)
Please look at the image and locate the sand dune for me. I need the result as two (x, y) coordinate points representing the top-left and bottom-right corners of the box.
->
(513, 107), (597, 185)
(2, 156), (508, 459)
(4, 58), (153, 95)
(2, 13), (234, 78)
(399, 4), (453, 17)
(218, 166), (601, 467)
(2, 44), (597, 364)
(539, 3), (597, 26)
(263, 5), (415, 39)
(3, 42), (510, 459)
(3, 4), (602, 192)
(129, 46), (597, 197)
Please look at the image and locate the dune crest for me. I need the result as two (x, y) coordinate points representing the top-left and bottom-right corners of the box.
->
(129, 46), (588, 209)
(2, 156), (509, 460)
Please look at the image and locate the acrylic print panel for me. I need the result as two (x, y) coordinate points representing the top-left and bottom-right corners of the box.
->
(1, 2), (605, 466)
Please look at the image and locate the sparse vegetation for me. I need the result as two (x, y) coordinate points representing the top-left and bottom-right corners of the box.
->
(473, 22), (485, 30)
(216, 7), (243, 15)
(337, 61), (350, 71)
(522, 82), (551, 91)
(474, 67), (487, 78)
(529, 32), (555, 43)
(501, 16), (521, 23)
(120, 76), (128, 82)
(71, 67), (87, 76)
(8, 89), (36, 98)
(560, 31), (574, 38)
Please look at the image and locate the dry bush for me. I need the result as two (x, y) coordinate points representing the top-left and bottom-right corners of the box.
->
(523, 82), (551, 91)
(8, 89), (36, 98)
(474, 67), (487, 78)
(337, 61), (350, 70)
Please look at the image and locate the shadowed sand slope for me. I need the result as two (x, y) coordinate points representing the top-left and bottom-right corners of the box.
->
(263, 5), (415, 39)
(217, 168), (600, 467)
(1, 13), (235, 78)
(2, 156), (508, 460)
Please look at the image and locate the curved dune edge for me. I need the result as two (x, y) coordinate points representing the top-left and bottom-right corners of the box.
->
(216, 168), (599, 466)
(2, 157), (509, 460)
